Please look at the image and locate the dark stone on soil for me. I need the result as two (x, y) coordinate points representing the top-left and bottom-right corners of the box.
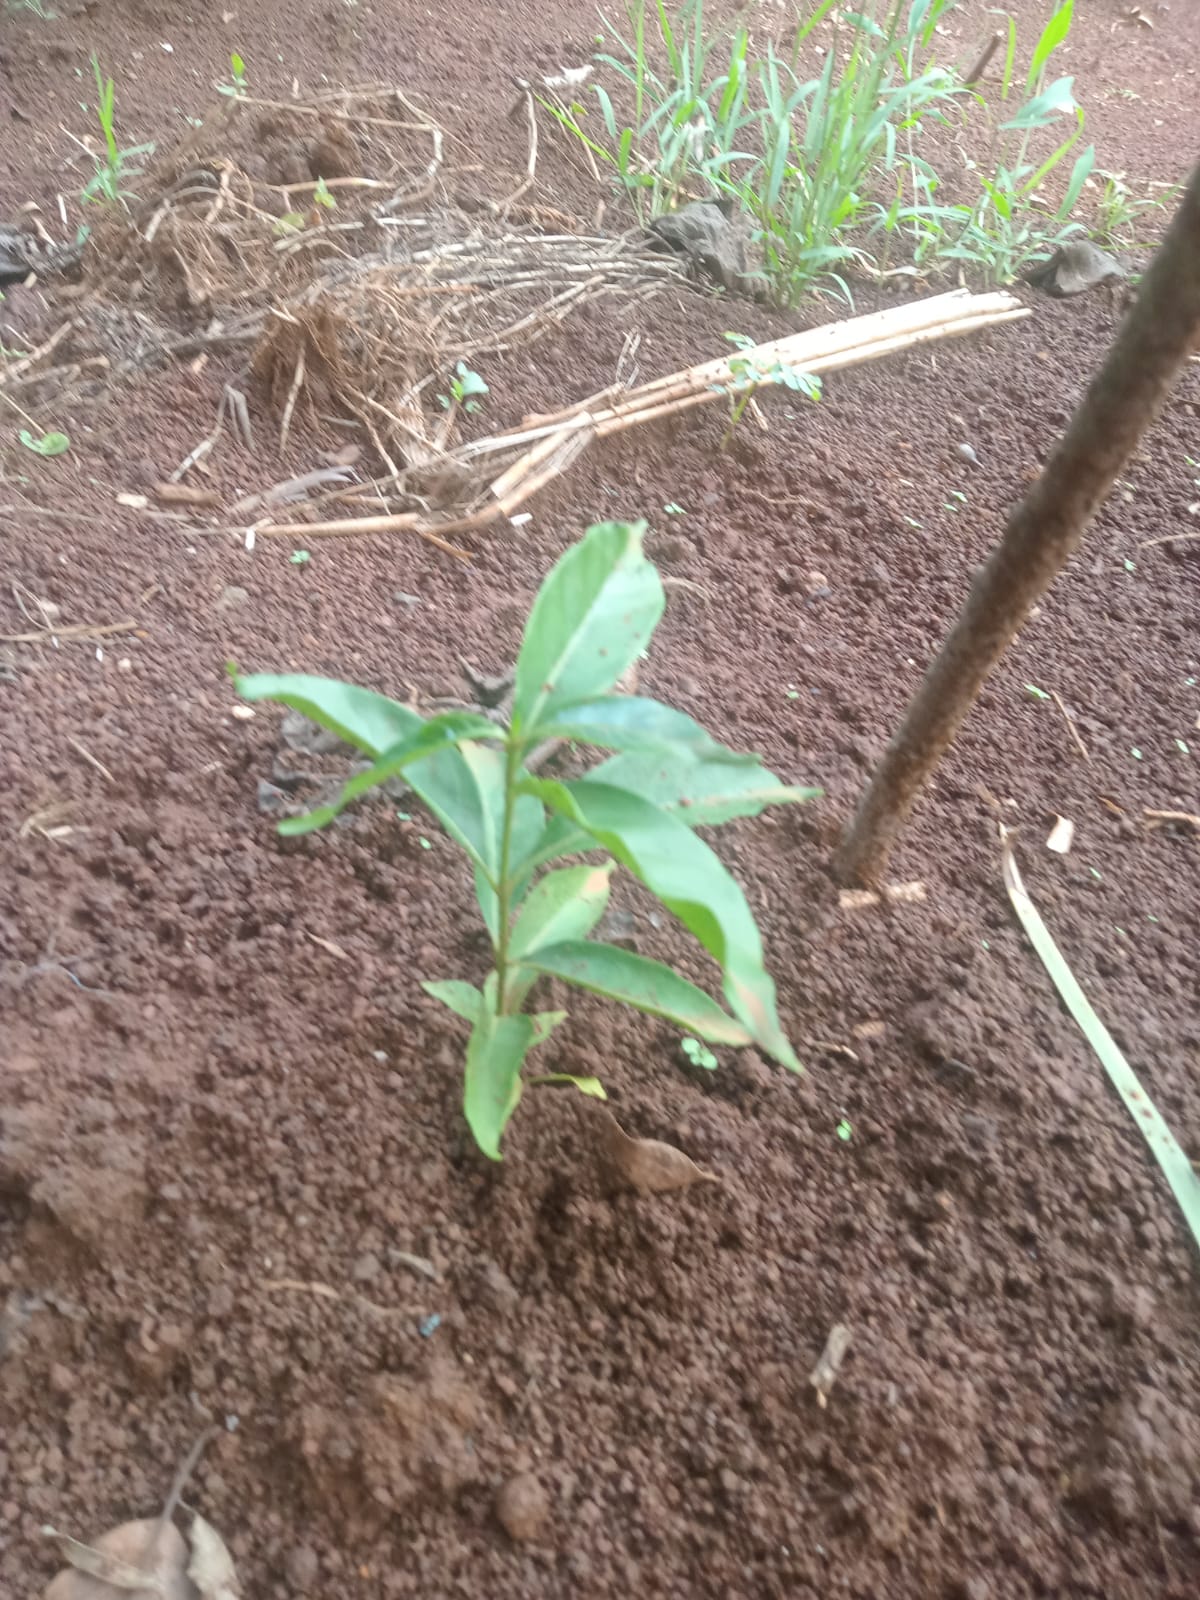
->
(646, 199), (753, 295)
(1026, 240), (1125, 297)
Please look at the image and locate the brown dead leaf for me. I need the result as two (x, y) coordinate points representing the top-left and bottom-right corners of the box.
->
(809, 1322), (853, 1408)
(600, 1113), (719, 1194)
(851, 1019), (886, 1041)
(187, 1513), (240, 1600)
(838, 880), (926, 910)
(43, 1518), (192, 1599)
(154, 483), (220, 508)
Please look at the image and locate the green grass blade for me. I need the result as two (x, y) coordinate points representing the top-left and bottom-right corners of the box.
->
(1002, 836), (1200, 1257)
(1027, 0), (1074, 96)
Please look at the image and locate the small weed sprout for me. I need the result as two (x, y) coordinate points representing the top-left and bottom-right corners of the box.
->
(439, 361), (489, 415)
(717, 332), (820, 447)
(312, 176), (337, 211)
(18, 427), (70, 457)
(898, 0), (1095, 283)
(234, 522), (819, 1158)
(218, 52), (249, 99)
(81, 55), (154, 206)
(680, 1036), (718, 1070)
(6, 0), (56, 16)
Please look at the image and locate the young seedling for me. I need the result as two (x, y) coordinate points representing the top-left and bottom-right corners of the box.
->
(233, 521), (819, 1158)
(718, 332), (820, 447)
(18, 427), (70, 456)
(82, 55), (154, 205)
(218, 52), (249, 99)
(438, 361), (488, 415)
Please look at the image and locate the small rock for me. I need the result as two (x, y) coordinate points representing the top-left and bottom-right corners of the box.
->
(352, 1251), (381, 1284)
(495, 1472), (549, 1542)
(280, 708), (344, 755)
(48, 1363), (75, 1396)
(256, 780), (289, 816)
(1026, 240), (1125, 298)
(477, 1261), (519, 1311)
(285, 1544), (320, 1590)
(955, 442), (979, 466)
(215, 585), (249, 611)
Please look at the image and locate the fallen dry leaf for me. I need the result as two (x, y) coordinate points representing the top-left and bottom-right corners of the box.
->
(839, 880), (926, 911)
(600, 1113), (718, 1194)
(187, 1512), (240, 1600)
(154, 483), (220, 508)
(851, 1019), (886, 1042)
(43, 1518), (193, 1599)
(1045, 815), (1074, 854)
(809, 1322), (853, 1408)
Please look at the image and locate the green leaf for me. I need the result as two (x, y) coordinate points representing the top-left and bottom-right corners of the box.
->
(524, 774), (797, 1065)
(529, 1073), (607, 1099)
(1001, 77), (1077, 131)
(278, 711), (502, 835)
(509, 863), (613, 960)
(454, 362), (488, 398)
(505, 862), (614, 1013)
(591, 747), (820, 826)
(512, 521), (663, 735)
(1002, 836), (1200, 1256)
(535, 695), (760, 759)
(422, 979), (483, 1024)
(523, 940), (754, 1045)
(233, 675), (537, 877)
(530, 1010), (567, 1044)
(1026, 0), (1073, 94)
(464, 1010), (536, 1159)
(681, 1035), (719, 1069)
(233, 673), (420, 757)
(18, 428), (70, 457)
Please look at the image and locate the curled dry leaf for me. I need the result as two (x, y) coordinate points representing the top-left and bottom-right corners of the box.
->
(153, 483), (221, 508)
(43, 1518), (193, 1599)
(1045, 815), (1074, 854)
(600, 1112), (719, 1194)
(187, 1512), (240, 1600)
(839, 880), (926, 911)
(809, 1322), (853, 1408)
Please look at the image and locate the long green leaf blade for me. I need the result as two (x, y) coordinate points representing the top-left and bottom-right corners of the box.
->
(525, 940), (753, 1045)
(232, 671), (539, 882)
(590, 747), (821, 826)
(512, 521), (663, 735)
(536, 694), (760, 758)
(523, 778), (800, 1070)
(1002, 837), (1200, 1256)
(233, 671), (421, 756)
(278, 712), (501, 835)
(1027, 0), (1073, 95)
(464, 1010), (536, 1160)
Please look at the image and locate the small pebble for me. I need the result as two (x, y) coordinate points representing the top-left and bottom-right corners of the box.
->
(955, 442), (979, 466)
(352, 1252), (381, 1284)
(495, 1473), (549, 1542)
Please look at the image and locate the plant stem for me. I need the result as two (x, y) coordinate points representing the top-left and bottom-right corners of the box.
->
(493, 735), (522, 1013)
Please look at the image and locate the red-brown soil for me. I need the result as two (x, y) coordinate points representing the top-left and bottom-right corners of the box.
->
(2, 3), (1198, 1597)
